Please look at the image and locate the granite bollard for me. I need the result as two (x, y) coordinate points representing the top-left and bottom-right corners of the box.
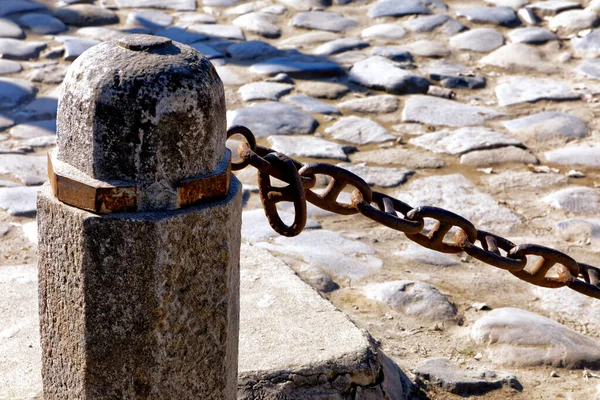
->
(37, 34), (242, 399)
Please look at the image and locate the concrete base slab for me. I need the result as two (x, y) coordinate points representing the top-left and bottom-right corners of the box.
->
(0, 244), (410, 400)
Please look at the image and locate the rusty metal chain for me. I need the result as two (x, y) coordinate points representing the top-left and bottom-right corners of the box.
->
(227, 125), (600, 300)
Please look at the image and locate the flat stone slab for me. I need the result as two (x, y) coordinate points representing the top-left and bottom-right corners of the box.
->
(227, 102), (318, 137)
(0, 154), (46, 185)
(395, 243), (460, 266)
(364, 280), (457, 322)
(0, 39), (46, 60)
(508, 27), (557, 44)
(188, 24), (245, 40)
(574, 58), (600, 79)
(495, 76), (579, 107)
(314, 38), (369, 56)
(542, 186), (600, 215)
(250, 55), (344, 78)
(0, 186), (38, 216)
(479, 43), (557, 73)
(292, 11), (358, 32)
(232, 12), (280, 39)
(0, 78), (36, 110)
(409, 127), (521, 155)
(226, 40), (279, 61)
(237, 81), (293, 101)
(0, 60), (22, 76)
(338, 95), (399, 114)
(113, 0), (197, 10)
(55, 5), (119, 27)
(414, 358), (519, 395)
(349, 56), (430, 95)
(402, 95), (502, 127)
(257, 229), (383, 280)
(283, 94), (340, 115)
(403, 15), (465, 34)
(472, 307), (600, 368)
(483, 171), (568, 191)
(571, 29), (600, 58)
(460, 146), (538, 167)
(403, 40), (450, 58)
(456, 6), (520, 26)
(368, 0), (431, 18)
(502, 112), (588, 141)
(239, 244), (408, 399)
(351, 148), (446, 169)
(296, 81), (349, 99)
(242, 209), (321, 243)
(361, 23), (407, 39)
(527, 0), (580, 16)
(548, 9), (597, 34)
(325, 116), (395, 145)
(544, 144), (600, 168)
(336, 163), (414, 187)
(267, 135), (355, 161)
(449, 28), (504, 53)
(420, 61), (485, 89)
(396, 174), (521, 233)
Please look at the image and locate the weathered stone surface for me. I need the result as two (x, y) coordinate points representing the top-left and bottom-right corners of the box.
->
(483, 171), (568, 191)
(556, 218), (600, 244)
(314, 38), (369, 56)
(402, 95), (501, 127)
(174, 12), (215, 24)
(242, 209), (320, 243)
(472, 308), (600, 368)
(283, 94), (341, 115)
(238, 81), (293, 101)
(460, 146), (538, 166)
(396, 174), (521, 233)
(409, 127), (521, 155)
(55, 36), (101, 61)
(57, 35), (226, 189)
(154, 27), (206, 44)
(296, 80), (349, 99)
(349, 56), (430, 94)
(188, 24), (245, 40)
(403, 15), (465, 34)
(527, 0), (580, 17)
(542, 187), (600, 215)
(361, 24), (406, 40)
(449, 28), (504, 52)
(420, 61), (485, 89)
(0, 60), (22, 76)
(257, 230), (383, 279)
(364, 281), (456, 322)
(0, 78), (37, 110)
(114, 0), (196, 10)
(0, 39), (46, 60)
(126, 10), (173, 28)
(279, 31), (339, 49)
(369, 0), (431, 18)
(338, 95), (399, 114)
(325, 116), (395, 145)
(27, 63), (68, 84)
(502, 112), (588, 141)
(228, 102), (317, 137)
(479, 43), (557, 73)
(371, 46), (413, 62)
(239, 243), (408, 399)
(336, 163), (414, 187)
(396, 243), (459, 266)
(403, 40), (450, 58)
(0, 18), (24, 39)
(13, 88), (58, 120)
(548, 9), (597, 34)
(267, 135), (354, 160)
(414, 358), (519, 395)
(0, 186), (38, 216)
(226, 40), (279, 60)
(544, 144), (600, 168)
(233, 12), (280, 39)
(456, 6), (520, 26)
(292, 11), (358, 32)
(571, 29), (600, 58)
(190, 42), (223, 59)
(18, 13), (67, 35)
(574, 58), (600, 79)
(508, 27), (557, 44)
(56, 5), (119, 26)
(495, 76), (578, 107)
(250, 55), (344, 78)
(351, 148), (446, 169)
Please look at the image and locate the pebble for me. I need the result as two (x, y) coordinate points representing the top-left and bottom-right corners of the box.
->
(325, 116), (395, 145)
(154, 27), (206, 44)
(495, 76), (579, 107)
(420, 61), (485, 89)
(0, 39), (46, 60)
(479, 43), (557, 73)
(544, 144), (600, 168)
(396, 174), (521, 232)
(556, 218), (600, 243)
(283, 94), (340, 115)
(364, 280), (457, 322)
(402, 95), (501, 127)
(0, 78), (37, 110)
(409, 127), (521, 155)
(0, 18), (25, 39)
(542, 187), (600, 214)
(250, 54), (344, 78)
(242, 209), (321, 243)
(335, 163), (414, 187)
(173, 12), (216, 25)
(13, 88), (58, 120)
(293, 263), (338, 293)
(403, 40), (450, 58)
(278, 0), (329, 10)
(485, 0), (528, 7)
(237, 81), (293, 101)
(279, 31), (339, 49)
(396, 243), (460, 266)
(337, 95), (399, 114)
(233, 12), (280, 39)
(0, 186), (39, 216)
(403, 15), (466, 34)
(449, 28), (505, 52)
(502, 112), (588, 141)
(0, 60), (23, 76)
(0, 1), (46, 17)
(0, 154), (46, 185)
(267, 135), (354, 160)
(292, 11), (358, 32)
(508, 27), (557, 44)
(460, 146), (538, 166)
(55, 36), (101, 61)
(193, 43), (224, 60)
(526, 0), (580, 17)
(226, 40), (279, 60)
(114, 0), (197, 10)
(368, 0), (431, 19)
(296, 81), (349, 99)
(472, 307), (600, 368)
(574, 58), (600, 80)
(313, 38), (369, 56)
(228, 101), (318, 137)
(349, 56), (430, 94)
(456, 6), (520, 26)
(188, 24), (245, 40)
(548, 10), (598, 34)
(414, 358), (518, 395)
(9, 120), (55, 139)
(571, 29), (600, 58)
(371, 46), (413, 62)
(126, 10), (173, 28)
(361, 24), (406, 40)
(55, 5), (119, 27)
(351, 148), (446, 169)
(256, 229), (383, 279)
(18, 13), (67, 35)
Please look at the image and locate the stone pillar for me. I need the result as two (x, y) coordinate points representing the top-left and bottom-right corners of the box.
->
(37, 35), (242, 399)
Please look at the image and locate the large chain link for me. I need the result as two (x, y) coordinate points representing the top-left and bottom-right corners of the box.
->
(227, 125), (600, 300)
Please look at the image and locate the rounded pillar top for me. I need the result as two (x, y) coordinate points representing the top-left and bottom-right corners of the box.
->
(57, 34), (226, 187)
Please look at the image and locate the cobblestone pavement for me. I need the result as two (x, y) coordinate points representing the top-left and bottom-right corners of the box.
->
(1, 0), (600, 399)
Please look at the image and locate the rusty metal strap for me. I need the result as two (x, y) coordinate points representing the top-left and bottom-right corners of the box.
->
(48, 149), (231, 214)
(227, 125), (600, 301)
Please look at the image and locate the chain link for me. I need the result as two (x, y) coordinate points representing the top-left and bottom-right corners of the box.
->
(227, 126), (600, 300)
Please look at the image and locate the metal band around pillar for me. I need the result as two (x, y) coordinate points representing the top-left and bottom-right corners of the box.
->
(48, 149), (231, 214)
